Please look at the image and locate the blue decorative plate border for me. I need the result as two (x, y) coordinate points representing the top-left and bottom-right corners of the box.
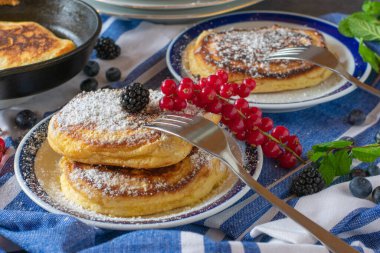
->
(167, 11), (374, 110)
(14, 116), (263, 230)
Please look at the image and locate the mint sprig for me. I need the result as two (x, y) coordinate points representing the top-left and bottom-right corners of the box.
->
(308, 140), (380, 185)
(338, 0), (380, 72)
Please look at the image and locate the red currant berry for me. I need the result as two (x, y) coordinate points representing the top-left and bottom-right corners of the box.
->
(0, 138), (5, 154)
(230, 117), (245, 133)
(235, 130), (246, 141)
(193, 84), (201, 92)
(230, 83), (239, 96)
(219, 83), (234, 98)
(206, 99), (223, 114)
(161, 79), (177, 96)
(262, 141), (283, 158)
(245, 114), (262, 131)
(207, 75), (222, 89)
(238, 84), (252, 98)
(234, 98), (249, 111)
(200, 86), (217, 104)
(199, 78), (209, 88)
(221, 117), (231, 126)
(279, 152), (297, 169)
(290, 144), (302, 156)
(250, 107), (262, 118)
(271, 126), (290, 142)
(284, 135), (300, 147)
(180, 77), (194, 86)
(159, 96), (174, 110)
(221, 104), (239, 121)
(216, 69), (229, 83)
(247, 130), (266, 146)
(173, 97), (187, 111)
(177, 82), (194, 100)
(260, 117), (274, 132)
(243, 78), (256, 91)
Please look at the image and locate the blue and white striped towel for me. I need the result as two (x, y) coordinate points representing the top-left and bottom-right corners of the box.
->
(0, 13), (380, 253)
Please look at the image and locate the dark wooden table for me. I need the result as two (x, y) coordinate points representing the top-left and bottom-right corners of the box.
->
(248, 0), (361, 16)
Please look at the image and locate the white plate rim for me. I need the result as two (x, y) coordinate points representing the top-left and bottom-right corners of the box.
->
(14, 115), (263, 230)
(94, 0), (236, 10)
(166, 10), (373, 112)
(83, 0), (263, 21)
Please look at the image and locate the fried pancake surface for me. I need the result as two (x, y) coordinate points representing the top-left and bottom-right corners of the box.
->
(185, 26), (333, 93)
(0, 0), (19, 5)
(0, 21), (75, 70)
(60, 149), (229, 217)
(48, 89), (219, 169)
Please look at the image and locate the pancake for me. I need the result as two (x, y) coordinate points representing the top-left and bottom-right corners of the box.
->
(0, 0), (19, 5)
(48, 89), (220, 169)
(0, 21), (75, 70)
(59, 149), (229, 217)
(184, 26), (333, 93)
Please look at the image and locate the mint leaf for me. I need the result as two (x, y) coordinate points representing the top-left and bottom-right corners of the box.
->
(318, 153), (337, 186)
(338, 17), (354, 37)
(359, 39), (380, 72)
(308, 150), (326, 162)
(348, 17), (380, 41)
(351, 12), (378, 23)
(334, 150), (352, 176)
(312, 140), (352, 152)
(363, 0), (380, 15)
(352, 144), (380, 162)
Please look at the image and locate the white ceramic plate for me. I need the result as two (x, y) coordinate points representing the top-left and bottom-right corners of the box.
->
(14, 115), (263, 230)
(166, 11), (374, 113)
(94, 0), (236, 10)
(82, 0), (262, 22)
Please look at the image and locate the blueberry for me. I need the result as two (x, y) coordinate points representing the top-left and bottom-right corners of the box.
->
(375, 131), (380, 144)
(80, 78), (98, 92)
(106, 67), (121, 82)
(15, 110), (37, 129)
(340, 136), (355, 146)
(349, 168), (368, 179)
(348, 109), (366, 125)
(349, 177), (372, 198)
(83, 61), (100, 77)
(372, 186), (380, 204)
(367, 164), (380, 176)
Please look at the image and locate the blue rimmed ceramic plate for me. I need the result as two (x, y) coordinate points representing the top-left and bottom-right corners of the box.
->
(14, 115), (263, 230)
(167, 11), (374, 113)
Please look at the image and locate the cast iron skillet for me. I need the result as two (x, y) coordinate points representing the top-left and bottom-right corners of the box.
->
(0, 0), (101, 100)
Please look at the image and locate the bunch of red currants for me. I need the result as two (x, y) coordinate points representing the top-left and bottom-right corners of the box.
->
(159, 70), (303, 169)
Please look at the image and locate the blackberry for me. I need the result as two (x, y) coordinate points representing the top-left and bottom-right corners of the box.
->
(291, 166), (325, 197)
(120, 83), (150, 113)
(94, 37), (121, 60)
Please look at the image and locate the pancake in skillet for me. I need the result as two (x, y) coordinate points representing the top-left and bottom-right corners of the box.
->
(59, 149), (229, 217)
(0, 0), (19, 5)
(0, 21), (75, 70)
(48, 89), (220, 169)
(185, 25), (333, 93)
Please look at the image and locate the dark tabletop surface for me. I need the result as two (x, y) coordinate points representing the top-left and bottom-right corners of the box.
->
(249, 0), (362, 16)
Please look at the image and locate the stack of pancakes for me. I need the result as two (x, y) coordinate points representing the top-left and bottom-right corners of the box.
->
(47, 88), (228, 217)
(185, 25), (333, 93)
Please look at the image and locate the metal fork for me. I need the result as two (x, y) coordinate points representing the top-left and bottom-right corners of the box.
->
(266, 46), (380, 98)
(145, 114), (358, 253)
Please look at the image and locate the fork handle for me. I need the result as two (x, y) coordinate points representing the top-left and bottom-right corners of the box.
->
(335, 65), (380, 98)
(222, 152), (358, 253)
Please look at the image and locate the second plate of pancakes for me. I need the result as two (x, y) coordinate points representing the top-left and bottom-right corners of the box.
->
(167, 11), (375, 113)
(14, 89), (263, 230)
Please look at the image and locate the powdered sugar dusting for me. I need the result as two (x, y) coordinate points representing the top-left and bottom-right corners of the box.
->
(205, 26), (314, 77)
(52, 89), (203, 145)
(68, 148), (213, 197)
